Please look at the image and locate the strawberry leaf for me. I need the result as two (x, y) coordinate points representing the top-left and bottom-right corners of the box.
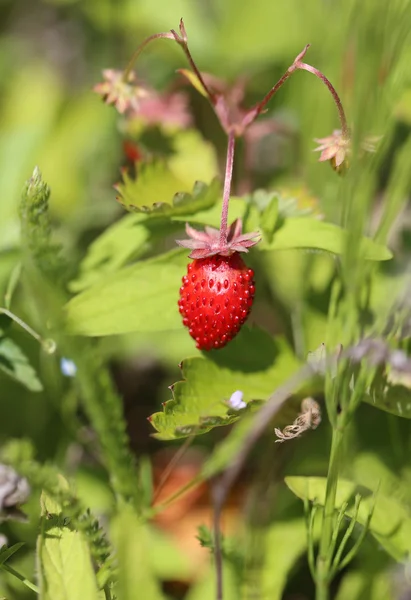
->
(65, 249), (189, 336)
(116, 168), (221, 216)
(116, 129), (219, 215)
(149, 329), (300, 440)
(259, 217), (392, 261)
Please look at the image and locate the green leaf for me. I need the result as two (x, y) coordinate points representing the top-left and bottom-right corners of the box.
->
(178, 69), (209, 98)
(185, 564), (238, 600)
(149, 330), (300, 440)
(260, 195), (279, 243)
(168, 130), (219, 185)
(0, 543), (25, 565)
(111, 508), (165, 600)
(37, 486), (100, 600)
(261, 519), (312, 600)
(335, 570), (394, 600)
(0, 336), (43, 392)
(285, 476), (411, 561)
(115, 129), (219, 216)
(65, 249), (188, 336)
(261, 218), (392, 261)
(365, 370), (411, 419)
(172, 196), (247, 229)
(69, 213), (168, 293)
(116, 163), (218, 215)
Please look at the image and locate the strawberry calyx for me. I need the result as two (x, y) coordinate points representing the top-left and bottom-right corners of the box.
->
(176, 218), (261, 259)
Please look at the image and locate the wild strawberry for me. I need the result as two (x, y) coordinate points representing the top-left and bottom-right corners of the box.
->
(178, 253), (256, 350)
(176, 219), (260, 350)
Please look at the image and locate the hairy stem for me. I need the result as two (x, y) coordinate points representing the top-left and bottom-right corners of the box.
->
(251, 45), (310, 118)
(315, 424), (344, 600)
(250, 44), (348, 138)
(123, 32), (176, 81)
(295, 62), (349, 137)
(219, 131), (236, 245)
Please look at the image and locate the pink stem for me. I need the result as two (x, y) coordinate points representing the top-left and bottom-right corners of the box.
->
(123, 32), (176, 82)
(172, 34), (215, 104)
(247, 44), (348, 138)
(296, 62), (349, 137)
(220, 131), (236, 246)
(251, 45), (310, 118)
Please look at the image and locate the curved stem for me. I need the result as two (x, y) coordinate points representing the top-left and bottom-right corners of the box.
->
(296, 62), (349, 137)
(219, 131), (236, 246)
(173, 38), (215, 104)
(250, 45), (310, 119)
(123, 32), (176, 81)
(247, 45), (348, 140)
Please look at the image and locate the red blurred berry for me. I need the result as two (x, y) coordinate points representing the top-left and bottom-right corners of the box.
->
(178, 252), (256, 351)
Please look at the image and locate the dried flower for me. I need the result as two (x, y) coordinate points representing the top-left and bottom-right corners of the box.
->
(314, 129), (351, 171)
(313, 129), (380, 173)
(275, 398), (321, 443)
(93, 69), (149, 114)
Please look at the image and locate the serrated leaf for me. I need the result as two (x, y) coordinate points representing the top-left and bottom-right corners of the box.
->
(111, 508), (165, 600)
(149, 329), (300, 440)
(285, 476), (411, 561)
(65, 249), (188, 336)
(261, 218), (392, 261)
(37, 487), (99, 600)
(0, 336), (43, 391)
(116, 165), (221, 217)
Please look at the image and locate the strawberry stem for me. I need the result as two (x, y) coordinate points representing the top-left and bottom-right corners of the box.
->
(171, 20), (215, 104)
(295, 61), (349, 137)
(122, 32), (176, 82)
(248, 44), (348, 138)
(219, 130), (236, 246)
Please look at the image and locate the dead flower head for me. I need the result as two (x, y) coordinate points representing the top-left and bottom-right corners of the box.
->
(313, 129), (380, 173)
(93, 69), (149, 114)
(275, 398), (321, 443)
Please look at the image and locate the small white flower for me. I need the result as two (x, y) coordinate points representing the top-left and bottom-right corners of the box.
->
(228, 390), (246, 410)
(60, 358), (77, 378)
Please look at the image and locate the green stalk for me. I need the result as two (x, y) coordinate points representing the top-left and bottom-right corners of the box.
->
(315, 423), (345, 600)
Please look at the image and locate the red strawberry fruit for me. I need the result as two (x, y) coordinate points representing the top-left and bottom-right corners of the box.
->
(176, 219), (260, 351)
